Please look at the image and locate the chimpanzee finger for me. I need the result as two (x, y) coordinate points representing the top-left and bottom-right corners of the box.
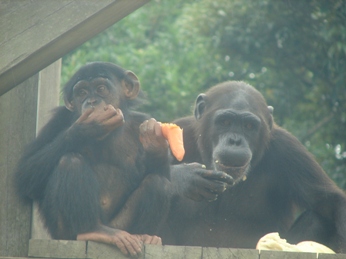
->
(185, 188), (218, 202)
(76, 108), (94, 124)
(139, 120), (168, 154)
(198, 170), (234, 186)
(139, 120), (149, 134)
(207, 180), (228, 194)
(150, 236), (162, 245)
(139, 234), (162, 245)
(144, 119), (157, 140)
(154, 120), (164, 137)
(83, 105), (116, 124)
(104, 108), (124, 129)
(99, 105), (119, 121)
(194, 176), (228, 195)
(145, 118), (165, 142)
(139, 120), (149, 144)
(123, 235), (142, 257)
(145, 118), (157, 131)
(198, 187), (219, 201)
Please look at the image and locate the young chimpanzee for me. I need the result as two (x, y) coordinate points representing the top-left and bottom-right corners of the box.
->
(14, 62), (170, 257)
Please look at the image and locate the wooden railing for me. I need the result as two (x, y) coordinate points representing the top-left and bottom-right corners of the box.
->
(24, 239), (346, 259)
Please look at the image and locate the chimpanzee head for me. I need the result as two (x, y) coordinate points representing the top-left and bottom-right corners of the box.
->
(194, 81), (273, 183)
(63, 62), (143, 117)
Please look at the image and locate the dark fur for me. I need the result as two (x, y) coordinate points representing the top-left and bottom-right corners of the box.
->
(163, 81), (346, 252)
(14, 62), (170, 239)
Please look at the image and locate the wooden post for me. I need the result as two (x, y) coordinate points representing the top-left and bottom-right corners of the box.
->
(0, 74), (39, 257)
(0, 59), (61, 256)
(31, 60), (62, 239)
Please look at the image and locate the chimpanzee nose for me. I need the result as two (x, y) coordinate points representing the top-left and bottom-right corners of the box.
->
(87, 98), (98, 106)
(229, 136), (242, 146)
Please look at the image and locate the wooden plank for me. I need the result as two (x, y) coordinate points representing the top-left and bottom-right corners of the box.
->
(203, 247), (258, 259)
(319, 253), (346, 259)
(0, 75), (39, 257)
(145, 244), (202, 259)
(0, 0), (150, 96)
(259, 250), (316, 259)
(31, 59), (62, 240)
(36, 59), (62, 130)
(87, 241), (137, 259)
(28, 239), (87, 258)
(13, 238), (346, 259)
(0, 60), (61, 256)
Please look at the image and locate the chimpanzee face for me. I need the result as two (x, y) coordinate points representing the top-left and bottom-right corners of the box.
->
(72, 76), (120, 115)
(195, 81), (273, 183)
(63, 62), (140, 116)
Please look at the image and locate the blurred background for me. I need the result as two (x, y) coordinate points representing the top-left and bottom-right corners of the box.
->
(61, 0), (346, 188)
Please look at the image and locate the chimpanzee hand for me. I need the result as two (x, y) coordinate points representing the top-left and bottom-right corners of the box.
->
(74, 105), (124, 139)
(77, 224), (143, 257)
(171, 163), (234, 202)
(135, 234), (162, 245)
(139, 118), (169, 156)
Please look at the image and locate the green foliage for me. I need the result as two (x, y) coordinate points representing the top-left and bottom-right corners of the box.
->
(62, 0), (215, 120)
(62, 0), (346, 187)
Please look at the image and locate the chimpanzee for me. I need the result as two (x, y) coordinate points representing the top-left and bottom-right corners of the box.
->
(14, 62), (171, 257)
(162, 81), (346, 252)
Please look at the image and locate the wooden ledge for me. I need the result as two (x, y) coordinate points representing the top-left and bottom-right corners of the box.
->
(27, 239), (346, 259)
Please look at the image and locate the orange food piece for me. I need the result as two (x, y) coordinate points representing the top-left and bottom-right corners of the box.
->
(161, 123), (185, 161)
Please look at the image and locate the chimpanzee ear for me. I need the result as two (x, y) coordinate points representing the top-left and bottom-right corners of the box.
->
(267, 106), (274, 129)
(268, 106), (274, 115)
(64, 95), (74, 112)
(194, 93), (207, 120)
(122, 70), (140, 100)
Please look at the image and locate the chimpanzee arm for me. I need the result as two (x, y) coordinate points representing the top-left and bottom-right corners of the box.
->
(40, 153), (100, 238)
(41, 154), (144, 257)
(169, 163), (234, 202)
(139, 118), (171, 179)
(109, 174), (170, 235)
(266, 127), (346, 252)
(167, 117), (234, 201)
(144, 149), (171, 179)
(15, 107), (82, 201)
(15, 105), (122, 201)
(106, 118), (171, 233)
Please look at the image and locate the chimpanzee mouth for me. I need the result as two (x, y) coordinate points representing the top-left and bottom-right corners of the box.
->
(214, 160), (250, 182)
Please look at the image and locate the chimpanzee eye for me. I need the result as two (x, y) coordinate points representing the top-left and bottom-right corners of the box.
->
(96, 85), (109, 96)
(222, 119), (231, 126)
(97, 85), (105, 92)
(215, 115), (233, 128)
(245, 122), (253, 130)
(77, 89), (88, 98)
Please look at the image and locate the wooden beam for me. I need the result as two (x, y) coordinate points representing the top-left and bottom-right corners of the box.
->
(0, 74), (39, 257)
(29, 239), (87, 259)
(31, 60), (62, 240)
(145, 244), (202, 259)
(27, 240), (346, 259)
(0, 0), (150, 96)
(87, 241), (137, 259)
(203, 247), (258, 259)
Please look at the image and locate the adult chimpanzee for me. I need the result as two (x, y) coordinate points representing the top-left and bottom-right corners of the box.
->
(14, 62), (171, 257)
(162, 81), (346, 252)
